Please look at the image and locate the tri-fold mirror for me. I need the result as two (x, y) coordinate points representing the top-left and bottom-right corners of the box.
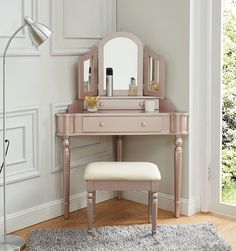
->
(78, 32), (165, 99)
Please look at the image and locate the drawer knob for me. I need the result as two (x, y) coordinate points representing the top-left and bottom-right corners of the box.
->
(99, 122), (104, 127)
(141, 122), (146, 127)
(139, 102), (144, 107)
(99, 102), (104, 107)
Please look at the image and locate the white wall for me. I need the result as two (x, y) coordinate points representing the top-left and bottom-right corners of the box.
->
(0, 0), (115, 233)
(117, 0), (200, 214)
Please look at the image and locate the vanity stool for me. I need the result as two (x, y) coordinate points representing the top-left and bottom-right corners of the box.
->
(84, 161), (161, 236)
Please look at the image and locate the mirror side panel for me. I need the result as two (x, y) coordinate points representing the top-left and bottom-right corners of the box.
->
(78, 46), (98, 98)
(143, 45), (165, 98)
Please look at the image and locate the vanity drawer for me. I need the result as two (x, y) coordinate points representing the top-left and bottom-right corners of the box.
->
(94, 98), (159, 110)
(83, 116), (165, 133)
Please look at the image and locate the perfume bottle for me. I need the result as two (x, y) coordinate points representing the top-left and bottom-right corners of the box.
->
(106, 67), (113, 96)
(128, 77), (137, 96)
(150, 81), (159, 92)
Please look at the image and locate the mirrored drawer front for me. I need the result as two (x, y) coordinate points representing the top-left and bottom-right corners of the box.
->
(82, 116), (165, 133)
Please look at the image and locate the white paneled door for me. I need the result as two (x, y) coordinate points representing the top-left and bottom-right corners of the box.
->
(210, 0), (236, 217)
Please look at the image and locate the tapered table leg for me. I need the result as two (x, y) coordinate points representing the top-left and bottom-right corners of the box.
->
(116, 135), (123, 161)
(174, 135), (182, 218)
(116, 135), (123, 200)
(63, 136), (70, 219)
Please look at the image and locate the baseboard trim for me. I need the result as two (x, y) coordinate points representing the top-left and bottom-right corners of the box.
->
(0, 191), (200, 233)
(123, 191), (200, 216)
(0, 191), (115, 234)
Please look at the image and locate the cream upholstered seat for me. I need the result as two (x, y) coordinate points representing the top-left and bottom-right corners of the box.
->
(84, 161), (161, 236)
(84, 162), (161, 181)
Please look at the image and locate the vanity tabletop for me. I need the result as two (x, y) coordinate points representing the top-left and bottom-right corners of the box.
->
(56, 110), (188, 117)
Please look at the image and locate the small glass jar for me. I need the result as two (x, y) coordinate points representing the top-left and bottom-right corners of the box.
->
(87, 105), (98, 112)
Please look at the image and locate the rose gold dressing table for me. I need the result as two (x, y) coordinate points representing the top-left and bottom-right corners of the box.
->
(55, 32), (188, 219)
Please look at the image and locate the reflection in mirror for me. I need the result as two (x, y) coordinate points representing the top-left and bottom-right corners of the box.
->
(149, 57), (160, 92)
(103, 37), (138, 91)
(83, 59), (91, 92)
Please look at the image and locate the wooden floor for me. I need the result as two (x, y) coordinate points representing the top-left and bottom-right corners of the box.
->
(13, 199), (236, 250)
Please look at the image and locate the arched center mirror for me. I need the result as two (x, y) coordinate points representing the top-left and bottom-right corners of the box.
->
(98, 32), (143, 96)
(103, 37), (137, 91)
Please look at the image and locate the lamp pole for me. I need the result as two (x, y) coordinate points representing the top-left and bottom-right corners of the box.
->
(2, 23), (26, 244)
(1, 24), (27, 251)
(0, 16), (52, 251)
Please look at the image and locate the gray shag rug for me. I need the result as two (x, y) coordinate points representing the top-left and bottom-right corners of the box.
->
(28, 223), (232, 251)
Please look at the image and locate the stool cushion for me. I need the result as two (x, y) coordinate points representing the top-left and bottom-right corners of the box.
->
(84, 162), (161, 181)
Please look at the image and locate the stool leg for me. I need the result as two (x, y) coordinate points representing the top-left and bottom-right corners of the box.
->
(151, 192), (158, 236)
(117, 191), (122, 200)
(87, 192), (94, 234)
(93, 191), (96, 221)
(148, 191), (152, 223)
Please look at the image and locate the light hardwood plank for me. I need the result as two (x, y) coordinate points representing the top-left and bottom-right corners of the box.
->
(12, 199), (236, 250)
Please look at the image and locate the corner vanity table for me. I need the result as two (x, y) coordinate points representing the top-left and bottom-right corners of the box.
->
(55, 32), (188, 219)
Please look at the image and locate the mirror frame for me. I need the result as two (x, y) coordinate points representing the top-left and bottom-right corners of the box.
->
(98, 32), (143, 96)
(78, 46), (98, 98)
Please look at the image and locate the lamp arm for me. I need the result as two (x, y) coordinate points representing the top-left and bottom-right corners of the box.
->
(3, 24), (26, 60)
(1, 23), (26, 244)
(2, 23), (26, 170)
(2, 23), (26, 165)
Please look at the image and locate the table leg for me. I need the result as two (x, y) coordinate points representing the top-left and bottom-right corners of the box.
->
(116, 135), (123, 161)
(116, 135), (123, 200)
(174, 135), (182, 218)
(63, 136), (70, 219)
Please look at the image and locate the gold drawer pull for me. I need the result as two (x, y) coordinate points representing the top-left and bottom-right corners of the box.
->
(99, 102), (104, 107)
(99, 122), (104, 127)
(141, 122), (146, 127)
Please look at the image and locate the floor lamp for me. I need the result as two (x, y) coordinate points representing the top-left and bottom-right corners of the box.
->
(0, 16), (52, 251)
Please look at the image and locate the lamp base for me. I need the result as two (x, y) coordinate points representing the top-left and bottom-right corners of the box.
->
(0, 235), (26, 251)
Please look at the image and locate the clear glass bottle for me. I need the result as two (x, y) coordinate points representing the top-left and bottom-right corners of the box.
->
(128, 77), (138, 96)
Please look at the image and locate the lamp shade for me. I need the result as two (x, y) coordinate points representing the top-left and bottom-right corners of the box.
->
(24, 16), (52, 47)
